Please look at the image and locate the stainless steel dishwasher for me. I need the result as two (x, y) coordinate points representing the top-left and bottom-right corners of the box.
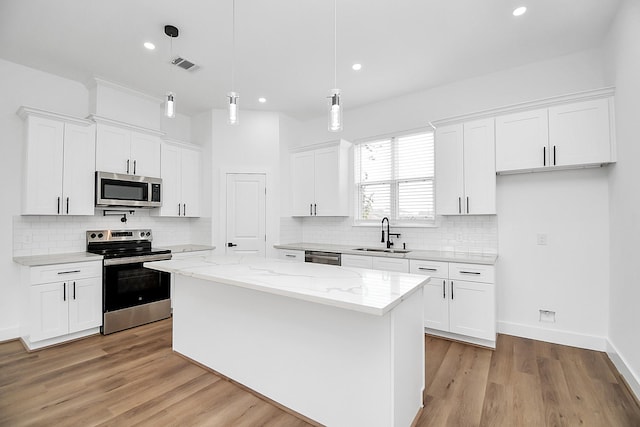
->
(304, 250), (341, 266)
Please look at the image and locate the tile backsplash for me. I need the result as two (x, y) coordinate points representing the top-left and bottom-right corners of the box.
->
(13, 211), (212, 257)
(280, 215), (498, 254)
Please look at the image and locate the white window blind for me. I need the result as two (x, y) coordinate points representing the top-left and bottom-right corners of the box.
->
(355, 130), (435, 223)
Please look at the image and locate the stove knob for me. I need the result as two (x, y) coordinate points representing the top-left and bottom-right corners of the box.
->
(90, 233), (96, 239)
(140, 232), (145, 237)
(97, 233), (103, 239)
(146, 232), (151, 237)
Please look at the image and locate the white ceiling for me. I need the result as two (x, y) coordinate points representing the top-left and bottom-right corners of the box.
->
(0, 0), (620, 120)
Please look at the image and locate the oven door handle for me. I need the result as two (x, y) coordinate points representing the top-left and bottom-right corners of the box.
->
(103, 254), (172, 266)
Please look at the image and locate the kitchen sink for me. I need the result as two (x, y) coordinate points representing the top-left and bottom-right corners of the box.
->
(352, 248), (411, 254)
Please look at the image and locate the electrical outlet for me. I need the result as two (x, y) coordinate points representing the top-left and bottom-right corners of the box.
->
(456, 233), (463, 242)
(536, 233), (548, 245)
(539, 309), (556, 323)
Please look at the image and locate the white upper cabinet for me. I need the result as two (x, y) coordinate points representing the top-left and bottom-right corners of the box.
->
(153, 140), (201, 217)
(95, 121), (161, 177)
(495, 91), (615, 173)
(291, 140), (350, 217)
(19, 108), (96, 216)
(495, 108), (549, 171)
(548, 98), (613, 167)
(435, 118), (496, 215)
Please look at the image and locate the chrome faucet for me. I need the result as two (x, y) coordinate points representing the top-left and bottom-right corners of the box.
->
(381, 217), (401, 249)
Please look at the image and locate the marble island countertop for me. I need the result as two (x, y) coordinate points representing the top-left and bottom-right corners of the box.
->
(274, 242), (498, 265)
(145, 254), (429, 316)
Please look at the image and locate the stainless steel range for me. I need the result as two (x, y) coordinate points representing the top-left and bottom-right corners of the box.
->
(87, 229), (172, 334)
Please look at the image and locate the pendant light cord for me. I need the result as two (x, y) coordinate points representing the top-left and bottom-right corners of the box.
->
(232, 0), (236, 92)
(333, 0), (337, 88)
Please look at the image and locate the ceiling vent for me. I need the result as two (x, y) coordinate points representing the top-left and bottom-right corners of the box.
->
(171, 56), (200, 72)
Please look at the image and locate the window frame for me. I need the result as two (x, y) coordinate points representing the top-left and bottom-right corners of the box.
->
(353, 127), (436, 228)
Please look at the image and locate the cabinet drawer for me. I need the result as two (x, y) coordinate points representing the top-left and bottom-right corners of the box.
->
(449, 263), (494, 283)
(278, 250), (305, 262)
(30, 261), (102, 285)
(409, 260), (448, 278)
(341, 254), (373, 269)
(371, 257), (409, 273)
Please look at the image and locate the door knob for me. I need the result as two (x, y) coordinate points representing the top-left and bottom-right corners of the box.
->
(227, 242), (238, 247)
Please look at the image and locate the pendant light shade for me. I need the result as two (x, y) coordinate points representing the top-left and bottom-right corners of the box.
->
(228, 91), (239, 125)
(165, 92), (176, 118)
(328, 88), (342, 132)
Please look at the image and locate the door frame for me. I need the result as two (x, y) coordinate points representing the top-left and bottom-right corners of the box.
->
(220, 168), (274, 257)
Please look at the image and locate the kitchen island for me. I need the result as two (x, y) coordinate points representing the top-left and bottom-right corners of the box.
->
(145, 255), (429, 427)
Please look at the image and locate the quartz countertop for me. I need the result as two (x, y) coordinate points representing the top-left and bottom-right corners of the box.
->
(274, 242), (498, 265)
(144, 254), (429, 316)
(13, 252), (104, 266)
(158, 244), (216, 253)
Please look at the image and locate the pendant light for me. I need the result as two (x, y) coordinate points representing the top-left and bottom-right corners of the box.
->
(164, 25), (179, 119)
(228, 0), (239, 125)
(328, 0), (342, 132)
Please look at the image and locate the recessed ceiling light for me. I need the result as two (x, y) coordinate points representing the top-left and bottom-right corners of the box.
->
(144, 42), (156, 50)
(258, 97), (267, 103)
(352, 63), (362, 71)
(513, 6), (527, 16)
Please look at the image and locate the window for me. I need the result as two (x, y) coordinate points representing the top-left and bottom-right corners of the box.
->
(354, 130), (435, 224)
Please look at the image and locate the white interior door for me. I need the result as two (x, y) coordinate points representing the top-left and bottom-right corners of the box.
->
(226, 173), (266, 256)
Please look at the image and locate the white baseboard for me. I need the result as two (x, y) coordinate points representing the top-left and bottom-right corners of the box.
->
(497, 321), (608, 351)
(0, 325), (19, 343)
(607, 340), (640, 402)
(425, 328), (496, 349)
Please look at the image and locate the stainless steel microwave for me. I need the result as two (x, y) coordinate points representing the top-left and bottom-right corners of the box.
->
(95, 171), (162, 208)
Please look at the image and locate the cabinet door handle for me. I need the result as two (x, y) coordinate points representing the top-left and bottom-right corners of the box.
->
(133, 160), (137, 175)
(543, 146), (546, 166)
(466, 196), (469, 214)
(183, 203), (186, 216)
(58, 270), (80, 275)
(178, 204), (181, 216)
(285, 254), (296, 258)
(73, 281), (76, 300)
(460, 271), (481, 275)
(314, 203), (317, 216)
(310, 204), (313, 216)
(553, 146), (556, 166)
(66, 197), (69, 214)
(458, 197), (461, 214)
(451, 281), (454, 300)
(57, 197), (60, 214)
(126, 159), (130, 174)
(418, 267), (437, 271)
(442, 280), (446, 299)
(63, 283), (66, 302)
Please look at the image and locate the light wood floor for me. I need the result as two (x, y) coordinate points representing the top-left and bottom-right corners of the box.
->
(1, 319), (638, 426)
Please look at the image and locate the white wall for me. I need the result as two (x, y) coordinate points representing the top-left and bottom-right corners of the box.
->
(210, 109), (282, 258)
(296, 48), (611, 349)
(605, 0), (640, 398)
(0, 58), (90, 340)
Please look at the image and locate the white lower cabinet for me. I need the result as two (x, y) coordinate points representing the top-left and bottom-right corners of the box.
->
(341, 254), (409, 272)
(341, 254), (374, 269)
(411, 259), (496, 347)
(23, 261), (102, 350)
(277, 249), (305, 262)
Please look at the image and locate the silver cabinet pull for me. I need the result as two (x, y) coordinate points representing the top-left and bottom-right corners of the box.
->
(126, 159), (130, 174)
(460, 271), (481, 275)
(418, 267), (437, 271)
(58, 270), (80, 275)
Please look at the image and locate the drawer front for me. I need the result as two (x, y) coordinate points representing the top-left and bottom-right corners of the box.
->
(30, 261), (102, 285)
(371, 257), (409, 273)
(341, 254), (373, 269)
(409, 259), (448, 278)
(449, 262), (495, 284)
(278, 250), (305, 262)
